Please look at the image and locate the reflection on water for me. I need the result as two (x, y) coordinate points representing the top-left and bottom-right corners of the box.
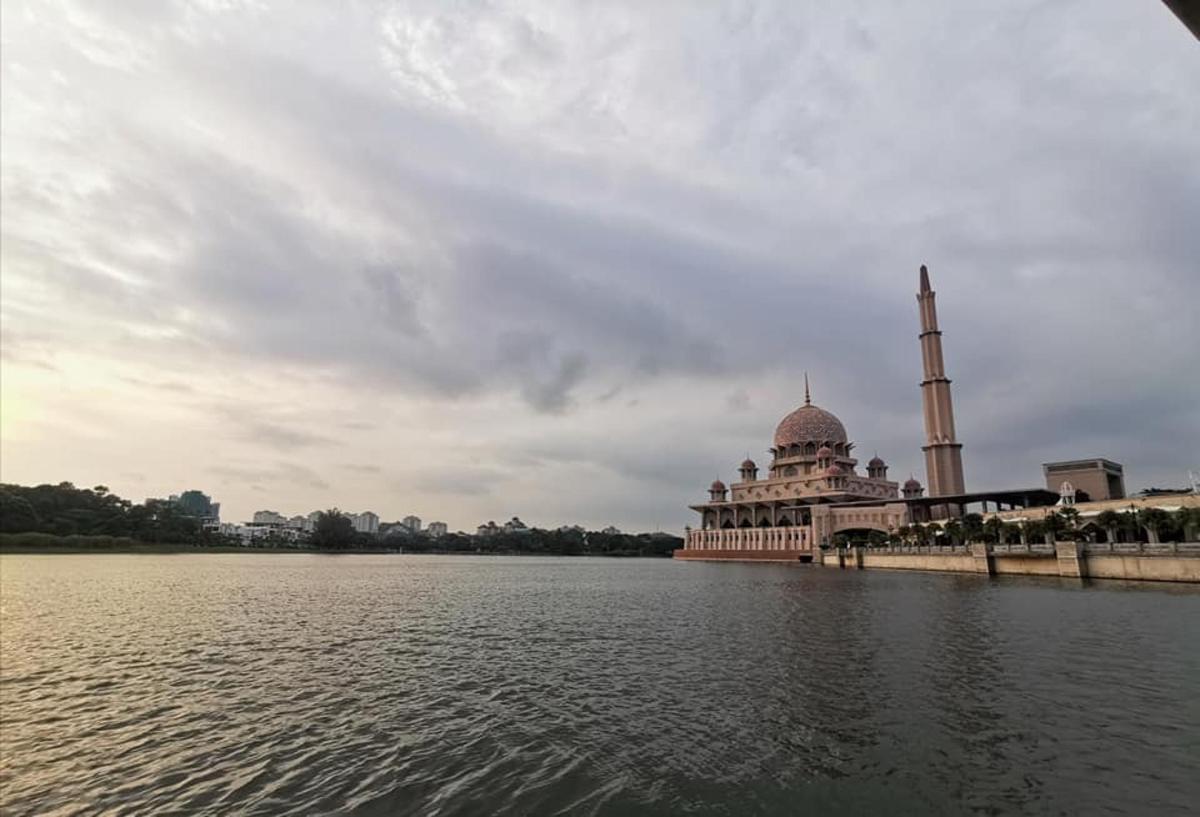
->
(1, 554), (1198, 815)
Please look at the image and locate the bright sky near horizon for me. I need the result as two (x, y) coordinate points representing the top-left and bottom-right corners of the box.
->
(1, 1), (1197, 532)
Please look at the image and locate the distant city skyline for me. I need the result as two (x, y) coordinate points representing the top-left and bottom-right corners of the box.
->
(2, 2), (1197, 532)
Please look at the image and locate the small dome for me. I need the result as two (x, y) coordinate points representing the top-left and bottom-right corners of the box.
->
(904, 477), (922, 488)
(741, 458), (756, 469)
(868, 455), (885, 467)
(816, 445), (834, 458)
(824, 464), (843, 476)
(710, 479), (727, 491)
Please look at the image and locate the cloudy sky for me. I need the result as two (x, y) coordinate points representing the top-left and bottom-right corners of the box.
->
(1, 1), (1197, 532)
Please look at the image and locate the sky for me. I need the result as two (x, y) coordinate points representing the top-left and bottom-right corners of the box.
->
(1, 1), (1197, 533)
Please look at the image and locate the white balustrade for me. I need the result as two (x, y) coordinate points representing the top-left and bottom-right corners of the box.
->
(687, 526), (810, 552)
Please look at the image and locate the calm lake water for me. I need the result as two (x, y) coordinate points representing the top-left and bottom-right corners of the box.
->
(1, 554), (1198, 816)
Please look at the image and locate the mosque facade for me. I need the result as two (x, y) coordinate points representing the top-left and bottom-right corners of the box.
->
(678, 265), (963, 560)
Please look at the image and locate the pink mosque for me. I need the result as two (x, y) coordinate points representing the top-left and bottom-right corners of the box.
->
(677, 265), (986, 561)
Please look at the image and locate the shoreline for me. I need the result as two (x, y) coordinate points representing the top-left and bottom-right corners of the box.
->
(0, 545), (671, 557)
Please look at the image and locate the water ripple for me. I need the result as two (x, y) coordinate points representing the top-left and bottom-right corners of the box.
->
(2, 554), (1199, 816)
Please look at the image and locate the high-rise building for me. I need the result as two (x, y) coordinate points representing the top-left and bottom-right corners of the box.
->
(916, 265), (966, 497)
(350, 511), (379, 534)
(173, 490), (220, 522)
(402, 515), (421, 533)
(252, 510), (287, 525)
(427, 521), (448, 538)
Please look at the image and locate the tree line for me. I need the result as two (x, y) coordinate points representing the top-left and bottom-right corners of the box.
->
(831, 506), (1200, 549)
(0, 482), (218, 546)
(312, 509), (681, 556)
(0, 483), (683, 556)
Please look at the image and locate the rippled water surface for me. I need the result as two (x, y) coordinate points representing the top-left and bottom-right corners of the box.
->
(2, 554), (1199, 815)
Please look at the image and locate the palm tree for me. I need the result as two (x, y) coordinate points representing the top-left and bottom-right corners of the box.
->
(1121, 508), (1143, 542)
(1173, 507), (1200, 542)
(943, 519), (964, 547)
(1059, 506), (1081, 540)
(983, 515), (1004, 544)
(1021, 518), (1045, 547)
(1096, 510), (1123, 544)
(1141, 508), (1172, 543)
(962, 513), (985, 543)
(1043, 511), (1064, 544)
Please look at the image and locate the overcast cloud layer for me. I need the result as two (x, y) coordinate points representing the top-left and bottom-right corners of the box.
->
(2, 0), (1197, 531)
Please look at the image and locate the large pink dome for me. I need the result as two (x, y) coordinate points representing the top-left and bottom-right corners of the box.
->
(773, 403), (848, 448)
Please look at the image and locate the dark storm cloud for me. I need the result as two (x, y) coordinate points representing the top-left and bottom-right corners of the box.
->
(2, 1), (1197, 527)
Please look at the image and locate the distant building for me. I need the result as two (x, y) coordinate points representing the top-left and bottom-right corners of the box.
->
(285, 515), (312, 532)
(503, 516), (530, 534)
(402, 515), (422, 533)
(172, 490), (220, 523)
(427, 521), (448, 538)
(1043, 459), (1125, 502)
(601, 525), (622, 535)
(349, 511), (379, 534)
(253, 510), (287, 525)
(476, 518), (531, 536)
(218, 522), (300, 546)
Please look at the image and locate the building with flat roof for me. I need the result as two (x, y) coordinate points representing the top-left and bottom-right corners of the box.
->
(349, 511), (379, 534)
(1043, 459), (1125, 501)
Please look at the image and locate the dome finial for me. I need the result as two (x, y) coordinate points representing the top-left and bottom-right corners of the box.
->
(804, 371), (811, 406)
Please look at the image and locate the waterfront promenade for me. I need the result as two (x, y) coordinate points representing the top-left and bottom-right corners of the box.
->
(809, 540), (1200, 582)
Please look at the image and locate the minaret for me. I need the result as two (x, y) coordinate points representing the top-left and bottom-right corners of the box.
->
(917, 265), (965, 496)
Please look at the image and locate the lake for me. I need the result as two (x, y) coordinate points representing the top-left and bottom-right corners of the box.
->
(1, 554), (1198, 815)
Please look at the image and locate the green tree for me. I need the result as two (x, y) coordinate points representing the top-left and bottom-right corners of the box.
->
(1140, 508), (1172, 543)
(1095, 510), (1123, 544)
(1059, 506), (1081, 538)
(312, 509), (355, 549)
(942, 519), (963, 546)
(983, 515), (1004, 544)
(1043, 511), (1064, 543)
(962, 513), (984, 543)
(0, 490), (40, 532)
(1020, 519), (1044, 545)
(1177, 507), (1200, 542)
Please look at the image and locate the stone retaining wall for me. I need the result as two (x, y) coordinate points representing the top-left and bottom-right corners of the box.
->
(838, 542), (1200, 583)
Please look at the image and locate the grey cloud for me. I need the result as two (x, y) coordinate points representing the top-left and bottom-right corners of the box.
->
(211, 405), (337, 450)
(2, 1), (1197, 528)
(208, 462), (330, 491)
(418, 466), (509, 497)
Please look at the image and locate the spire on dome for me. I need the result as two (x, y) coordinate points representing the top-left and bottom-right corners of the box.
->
(919, 264), (931, 293)
(804, 372), (811, 406)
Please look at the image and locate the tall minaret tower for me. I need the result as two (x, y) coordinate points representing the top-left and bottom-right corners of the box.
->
(917, 264), (965, 496)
